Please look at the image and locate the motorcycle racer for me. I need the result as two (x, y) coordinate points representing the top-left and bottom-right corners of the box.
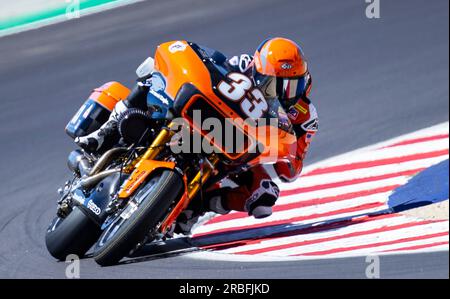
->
(75, 37), (318, 234)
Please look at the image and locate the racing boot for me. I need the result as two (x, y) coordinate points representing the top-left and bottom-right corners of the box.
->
(221, 178), (280, 219)
(227, 167), (280, 219)
(174, 187), (231, 235)
(75, 100), (128, 153)
(244, 179), (280, 219)
(75, 81), (152, 154)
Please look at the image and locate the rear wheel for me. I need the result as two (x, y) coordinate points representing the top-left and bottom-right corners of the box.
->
(45, 206), (102, 261)
(93, 170), (183, 266)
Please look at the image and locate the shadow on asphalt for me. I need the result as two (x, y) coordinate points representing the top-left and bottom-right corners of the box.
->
(118, 209), (393, 265)
(121, 237), (199, 265)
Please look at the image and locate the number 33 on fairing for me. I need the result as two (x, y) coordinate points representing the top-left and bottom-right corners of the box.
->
(217, 72), (268, 119)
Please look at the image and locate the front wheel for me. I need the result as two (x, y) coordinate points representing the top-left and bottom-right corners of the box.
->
(93, 170), (183, 266)
(45, 206), (102, 260)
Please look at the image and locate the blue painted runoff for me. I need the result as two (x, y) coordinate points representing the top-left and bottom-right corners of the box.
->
(388, 159), (449, 212)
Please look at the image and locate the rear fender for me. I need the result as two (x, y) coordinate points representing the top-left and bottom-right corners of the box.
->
(118, 160), (176, 199)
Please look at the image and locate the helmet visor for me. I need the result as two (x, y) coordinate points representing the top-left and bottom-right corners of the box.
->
(253, 70), (309, 105)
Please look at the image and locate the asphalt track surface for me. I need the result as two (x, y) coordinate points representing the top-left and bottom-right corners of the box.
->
(0, 0), (448, 278)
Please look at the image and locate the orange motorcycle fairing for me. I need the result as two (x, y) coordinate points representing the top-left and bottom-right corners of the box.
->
(154, 42), (298, 167)
(246, 125), (298, 167)
(154, 41), (212, 100)
(118, 160), (176, 199)
(180, 94), (253, 161)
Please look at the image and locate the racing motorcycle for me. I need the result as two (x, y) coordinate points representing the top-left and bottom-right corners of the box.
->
(45, 41), (298, 266)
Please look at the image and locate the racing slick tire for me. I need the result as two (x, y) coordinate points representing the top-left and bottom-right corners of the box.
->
(45, 206), (102, 261)
(93, 170), (183, 266)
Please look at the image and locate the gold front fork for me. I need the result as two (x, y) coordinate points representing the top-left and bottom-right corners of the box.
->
(122, 121), (178, 172)
(140, 121), (178, 162)
(187, 154), (220, 199)
(122, 119), (221, 233)
(143, 120), (219, 199)
(158, 154), (220, 234)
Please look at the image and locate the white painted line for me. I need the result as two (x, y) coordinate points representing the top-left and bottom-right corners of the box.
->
(263, 222), (449, 257)
(318, 235), (449, 258)
(219, 215), (413, 254)
(279, 176), (410, 205)
(283, 156), (448, 191)
(0, 0), (146, 38)
(186, 247), (449, 262)
(304, 138), (448, 168)
(194, 193), (391, 235)
(299, 122), (448, 172)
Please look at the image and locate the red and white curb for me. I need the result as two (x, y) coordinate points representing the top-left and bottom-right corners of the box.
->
(188, 122), (449, 261)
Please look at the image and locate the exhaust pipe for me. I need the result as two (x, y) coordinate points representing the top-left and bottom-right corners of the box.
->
(67, 150), (92, 177)
(89, 147), (129, 176)
(68, 146), (129, 189)
(80, 168), (121, 189)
